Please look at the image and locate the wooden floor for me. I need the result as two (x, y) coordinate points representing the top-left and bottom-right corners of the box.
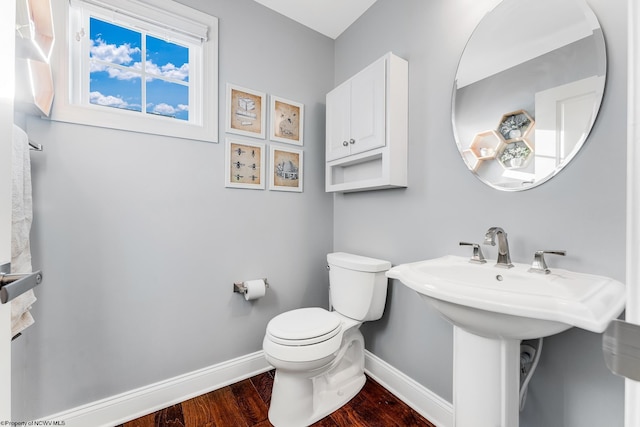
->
(117, 370), (435, 427)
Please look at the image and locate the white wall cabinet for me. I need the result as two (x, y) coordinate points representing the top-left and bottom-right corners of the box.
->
(325, 52), (408, 193)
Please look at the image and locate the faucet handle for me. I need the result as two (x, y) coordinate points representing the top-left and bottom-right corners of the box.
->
(459, 242), (487, 264)
(528, 250), (566, 274)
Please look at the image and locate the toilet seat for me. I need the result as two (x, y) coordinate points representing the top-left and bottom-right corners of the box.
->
(264, 308), (349, 363)
(266, 307), (342, 346)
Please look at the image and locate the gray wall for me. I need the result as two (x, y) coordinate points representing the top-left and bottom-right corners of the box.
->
(333, 0), (627, 426)
(12, 0), (335, 419)
(12, 0), (629, 425)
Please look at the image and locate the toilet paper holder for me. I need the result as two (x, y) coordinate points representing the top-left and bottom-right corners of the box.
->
(233, 278), (269, 295)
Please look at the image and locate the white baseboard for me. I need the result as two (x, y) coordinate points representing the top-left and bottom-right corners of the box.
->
(42, 351), (272, 427)
(364, 350), (453, 427)
(42, 350), (452, 427)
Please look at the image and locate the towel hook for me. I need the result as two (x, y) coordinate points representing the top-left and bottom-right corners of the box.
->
(28, 141), (43, 151)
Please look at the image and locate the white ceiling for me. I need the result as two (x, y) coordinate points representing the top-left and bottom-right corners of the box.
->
(252, 0), (378, 39)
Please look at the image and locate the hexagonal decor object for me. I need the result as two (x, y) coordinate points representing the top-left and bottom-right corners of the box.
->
(497, 138), (533, 170)
(469, 129), (505, 160)
(462, 149), (481, 172)
(497, 110), (534, 142)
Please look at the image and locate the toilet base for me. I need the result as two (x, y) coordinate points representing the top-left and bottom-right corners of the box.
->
(267, 328), (366, 427)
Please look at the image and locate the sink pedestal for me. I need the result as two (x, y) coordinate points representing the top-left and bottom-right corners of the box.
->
(454, 327), (520, 427)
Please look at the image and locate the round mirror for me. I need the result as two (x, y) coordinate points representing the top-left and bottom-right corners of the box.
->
(452, 0), (606, 191)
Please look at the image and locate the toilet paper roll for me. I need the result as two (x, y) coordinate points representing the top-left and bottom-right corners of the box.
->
(244, 279), (267, 300)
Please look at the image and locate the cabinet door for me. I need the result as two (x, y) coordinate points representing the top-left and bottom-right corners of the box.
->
(326, 82), (352, 161)
(349, 57), (386, 155)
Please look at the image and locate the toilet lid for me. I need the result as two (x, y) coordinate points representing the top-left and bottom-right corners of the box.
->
(267, 307), (341, 343)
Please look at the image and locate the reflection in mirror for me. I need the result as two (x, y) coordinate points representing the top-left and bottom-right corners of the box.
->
(452, 0), (606, 191)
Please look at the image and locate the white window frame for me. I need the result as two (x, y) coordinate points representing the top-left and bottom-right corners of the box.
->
(50, 0), (219, 142)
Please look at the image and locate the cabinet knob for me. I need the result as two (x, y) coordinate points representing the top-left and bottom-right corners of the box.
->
(349, 138), (356, 144)
(342, 141), (349, 147)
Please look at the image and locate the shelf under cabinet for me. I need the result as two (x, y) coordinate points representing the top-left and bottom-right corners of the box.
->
(326, 147), (406, 193)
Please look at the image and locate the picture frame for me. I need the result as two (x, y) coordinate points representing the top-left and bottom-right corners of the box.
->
(269, 146), (303, 192)
(226, 84), (266, 139)
(225, 138), (266, 190)
(270, 95), (304, 146)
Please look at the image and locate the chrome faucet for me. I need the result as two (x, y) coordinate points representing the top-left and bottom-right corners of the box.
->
(484, 227), (514, 268)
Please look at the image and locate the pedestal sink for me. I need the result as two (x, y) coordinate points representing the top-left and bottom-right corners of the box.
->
(386, 255), (625, 427)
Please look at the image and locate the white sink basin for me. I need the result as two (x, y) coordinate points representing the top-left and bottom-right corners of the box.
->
(386, 255), (626, 339)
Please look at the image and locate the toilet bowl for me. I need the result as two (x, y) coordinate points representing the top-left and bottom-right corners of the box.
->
(263, 252), (391, 427)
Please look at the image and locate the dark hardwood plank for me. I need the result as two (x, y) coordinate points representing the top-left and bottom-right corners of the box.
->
(324, 380), (394, 427)
(182, 393), (216, 427)
(250, 371), (275, 406)
(327, 399), (376, 427)
(230, 379), (269, 425)
(358, 379), (435, 427)
(204, 386), (250, 427)
(154, 404), (185, 427)
(122, 372), (437, 427)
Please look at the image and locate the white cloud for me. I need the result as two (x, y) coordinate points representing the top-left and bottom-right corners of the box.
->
(152, 103), (176, 115)
(90, 38), (139, 65)
(90, 38), (142, 80)
(90, 39), (188, 82)
(151, 103), (188, 116)
(145, 61), (189, 81)
(92, 58), (188, 83)
(89, 91), (130, 108)
(90, 63), (142, 81)
(106, 66), (142, 81)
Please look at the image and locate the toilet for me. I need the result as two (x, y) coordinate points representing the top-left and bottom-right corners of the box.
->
(263, 252), (391, 427)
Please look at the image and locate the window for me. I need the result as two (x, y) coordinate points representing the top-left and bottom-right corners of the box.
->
(51, 0), (218, 142)
(87, 18), (190, 120)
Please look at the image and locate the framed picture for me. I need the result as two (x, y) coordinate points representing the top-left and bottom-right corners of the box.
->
(225, 138), (266, 189)
(269, 146), (303, 192)
(270, 95), (304, 145)
(226, 84), (266, 138)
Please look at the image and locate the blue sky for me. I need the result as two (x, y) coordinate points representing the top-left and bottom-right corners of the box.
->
(89, 18), (189, 120)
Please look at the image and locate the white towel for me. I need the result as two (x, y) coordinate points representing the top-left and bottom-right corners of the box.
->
(11, 124), (37, 338)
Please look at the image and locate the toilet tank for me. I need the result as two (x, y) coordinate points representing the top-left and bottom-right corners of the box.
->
(327, 252), (392, 322)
